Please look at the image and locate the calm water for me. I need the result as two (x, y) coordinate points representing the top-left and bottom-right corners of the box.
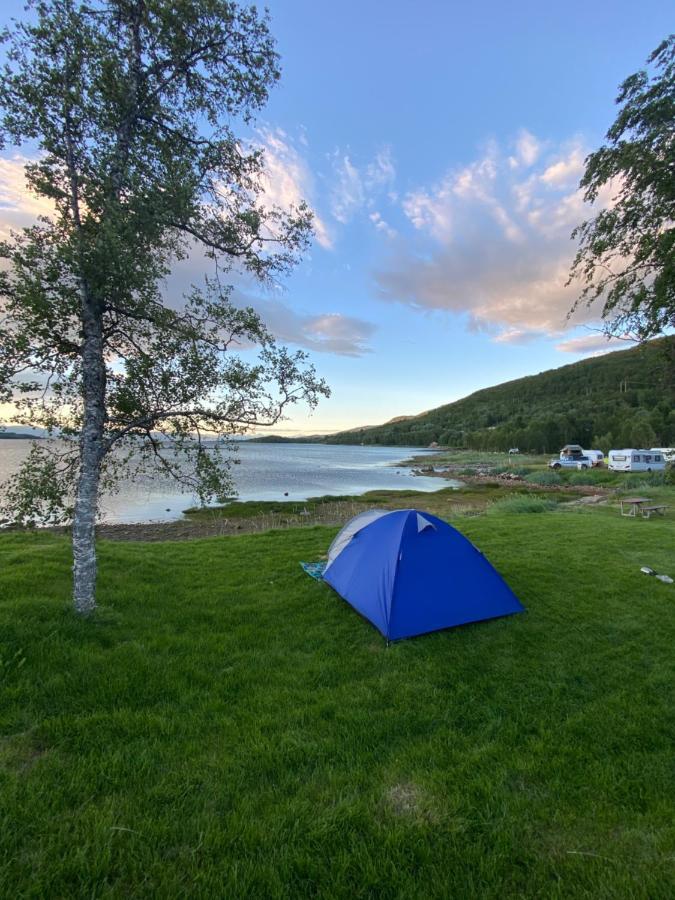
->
(0, 440), (453, 524)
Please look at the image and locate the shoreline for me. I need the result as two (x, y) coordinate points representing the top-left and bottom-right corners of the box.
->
(40, 478), (609, 542)
(0, 441), (441, 530)
(3, 448), (628, 542)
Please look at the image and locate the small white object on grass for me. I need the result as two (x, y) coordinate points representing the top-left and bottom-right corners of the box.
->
(640, 566), (673, 584)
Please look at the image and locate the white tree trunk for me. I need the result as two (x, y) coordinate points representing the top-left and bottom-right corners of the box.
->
(72, 441), (100, 614)
(72, 312), (106, 614)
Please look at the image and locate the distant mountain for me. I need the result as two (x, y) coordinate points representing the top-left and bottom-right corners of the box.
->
(337, 414), (430, 431)
(323, 337), (675, 453)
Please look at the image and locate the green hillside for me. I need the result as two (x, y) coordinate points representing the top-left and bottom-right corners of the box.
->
(327, 337), (675, 452)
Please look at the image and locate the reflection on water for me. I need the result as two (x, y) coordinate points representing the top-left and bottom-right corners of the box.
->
(0, 440), (456, 524)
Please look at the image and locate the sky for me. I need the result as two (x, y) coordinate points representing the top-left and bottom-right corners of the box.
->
(0, 0), (672, 435)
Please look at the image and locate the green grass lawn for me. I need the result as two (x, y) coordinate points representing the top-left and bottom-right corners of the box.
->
(1, 505), (674, 897)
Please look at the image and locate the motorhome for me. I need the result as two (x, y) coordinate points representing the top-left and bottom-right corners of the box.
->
(608, 450), (666, 472)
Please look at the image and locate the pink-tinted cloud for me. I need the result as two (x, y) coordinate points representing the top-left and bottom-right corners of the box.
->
(255, 127), (333, 249)
(555, 333), (631, 355)
(233, 291), (375, 356)
(375, 134), (615, 340)
(0, 155), (55, 238)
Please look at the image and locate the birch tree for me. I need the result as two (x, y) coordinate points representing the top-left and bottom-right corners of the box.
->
(569, 36), (675, 340)
(0, 0), (329, 613)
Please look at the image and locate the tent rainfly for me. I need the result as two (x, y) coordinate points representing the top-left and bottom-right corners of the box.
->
(322, 508), (524, 640)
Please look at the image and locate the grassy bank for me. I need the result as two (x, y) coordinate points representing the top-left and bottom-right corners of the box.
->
(1, 502), (674, 897)
(180, 482), (586, 530)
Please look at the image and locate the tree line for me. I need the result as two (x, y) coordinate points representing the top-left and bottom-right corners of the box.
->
(327, 338), (675, 453)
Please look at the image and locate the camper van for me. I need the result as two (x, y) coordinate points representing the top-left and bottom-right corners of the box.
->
(608, 450), (666, 473)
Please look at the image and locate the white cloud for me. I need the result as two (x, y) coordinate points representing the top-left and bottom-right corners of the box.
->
(330, 155), (365, 224)
(366, 148), (396, 187)
(369, 211), (396, 239)
(515, 129), (541, 167)
(257, 127), (332, 249)
(402, 149), (522, 244)
(402, 184), (453, 240)
(540, 145), (586, 188)
(376, 133), (611, 338)
(330, 146), (396, 225)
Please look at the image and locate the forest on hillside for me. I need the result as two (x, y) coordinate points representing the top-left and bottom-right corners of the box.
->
(326, 338), (675, 452)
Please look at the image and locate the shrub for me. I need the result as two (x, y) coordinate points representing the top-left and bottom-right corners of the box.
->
(488, 496), (557, 515)
(568, 471), (598, 485)
(581, 468), (620, 484)
(623, 471), (665, 489)
(665, 462), (675, 486)
(524, 471), (562, 486)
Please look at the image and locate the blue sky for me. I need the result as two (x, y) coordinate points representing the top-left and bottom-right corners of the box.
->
(1, 1), (672, 434)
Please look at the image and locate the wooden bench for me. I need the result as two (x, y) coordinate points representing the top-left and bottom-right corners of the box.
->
(640, 505), (668, 519)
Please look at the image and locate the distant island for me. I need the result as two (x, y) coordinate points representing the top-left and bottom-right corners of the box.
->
(251, 337), (675, 454)
(0, 431), (45, 440)
(249, 434), (325, 444)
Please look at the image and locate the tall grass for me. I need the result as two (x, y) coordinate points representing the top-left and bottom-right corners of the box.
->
(524, 471), (562, 486)
(488, 495), (557, 514)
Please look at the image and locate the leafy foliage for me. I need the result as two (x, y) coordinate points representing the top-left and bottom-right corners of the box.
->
(569, 36), (675, 339)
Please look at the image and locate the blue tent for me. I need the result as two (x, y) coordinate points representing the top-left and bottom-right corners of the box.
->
(322, 509), (524, 640)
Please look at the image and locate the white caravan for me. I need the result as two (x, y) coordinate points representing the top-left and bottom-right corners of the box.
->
(608, 449), (666, 472)
(651, 448), (675, 463)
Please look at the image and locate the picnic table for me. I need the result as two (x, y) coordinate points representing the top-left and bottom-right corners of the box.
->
(620, 497), (668, 519)
(620, 497), (651, 517)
